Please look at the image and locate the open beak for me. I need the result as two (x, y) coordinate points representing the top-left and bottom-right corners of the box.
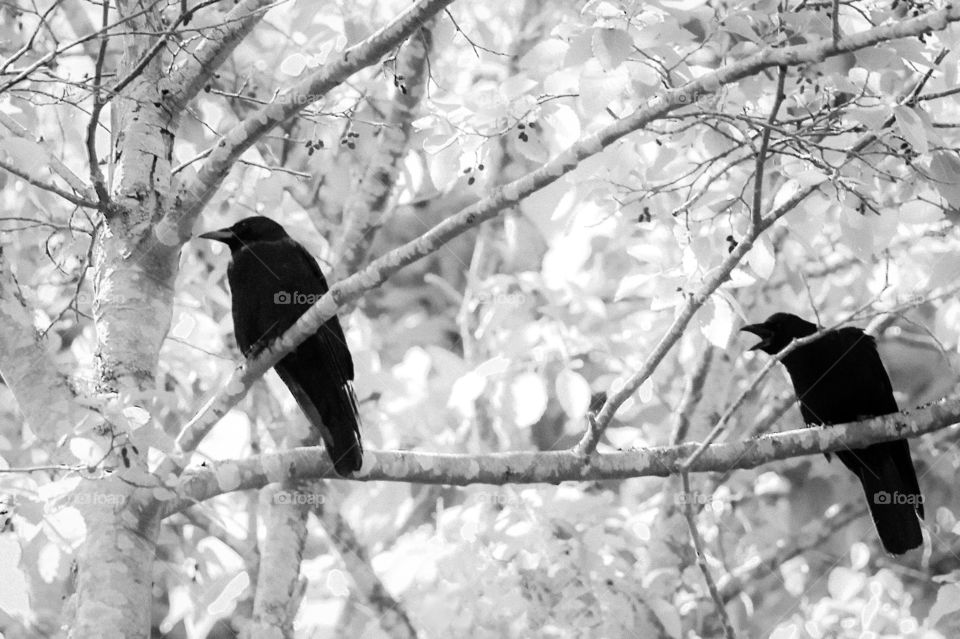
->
(740, 323), (773, 351)
(197, 228), (233, 242)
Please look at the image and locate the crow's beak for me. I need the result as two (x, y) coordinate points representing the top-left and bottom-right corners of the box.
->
(198, 228), (233, 243)
(740, 323), (773, 351)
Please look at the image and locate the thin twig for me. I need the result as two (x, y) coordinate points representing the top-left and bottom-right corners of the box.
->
(680, 472), (737, 639)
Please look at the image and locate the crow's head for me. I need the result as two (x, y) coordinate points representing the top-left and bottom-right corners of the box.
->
(740, 312), (818, 354)
(198, 216), (289, 250)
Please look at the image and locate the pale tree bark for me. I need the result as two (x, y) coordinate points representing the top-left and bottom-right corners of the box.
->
(241, 485), (310, 639)
(169, 396), (960, 509)
(331, 21), (435, 280)
(72, 0), (179, 632)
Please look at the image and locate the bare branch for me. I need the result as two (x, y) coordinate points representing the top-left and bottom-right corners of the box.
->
(0, 248), (89, 439)
(670, 347), (714, 445)
(680, 472), (737, 639)
(0, 111), (95, 202)
(0, 159), (98, 208)
(171, 0), (458, 237)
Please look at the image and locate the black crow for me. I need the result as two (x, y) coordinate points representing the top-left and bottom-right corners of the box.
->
(199, 216), (363, 475)
(741, 312), (923, 554)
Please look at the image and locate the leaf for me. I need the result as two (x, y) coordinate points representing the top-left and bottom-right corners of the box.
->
(425, 137), (461, 192)
(578, 59), (629, 116)
(0, 537), (29, 617)
(1, 137), (47, 175)
(279, 53), (308, 76)
(746, 235), (776, 280)
(700, 296), (735, 348)
(519, 39), (570, 78)
(556, 368), (591, 418)
(638, 378), (653, 403)
(927, 583), (960, 627)
(447, 371), (487, 415)
(894, 105), (928, 155)
(592, 28), (634, 70)
(929, 151), (960, 207)
(827, 566), (865, 601)
(511, 372), (548, 427)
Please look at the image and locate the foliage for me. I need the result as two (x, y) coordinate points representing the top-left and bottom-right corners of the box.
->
(2, 0), (960, 637)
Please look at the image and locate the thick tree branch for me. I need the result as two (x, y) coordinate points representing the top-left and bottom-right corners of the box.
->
(165, 396), (960, 515)
(171, 0), (457, 236)
(331, 22), (435, 280)
(172, 6), (960, 466)
(241, 485), (309, 639)
(164, 0), (277, 114)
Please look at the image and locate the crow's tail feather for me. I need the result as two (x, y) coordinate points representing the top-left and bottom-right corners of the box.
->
(854, 442), (923, 555)
(275, 361), (363, 476)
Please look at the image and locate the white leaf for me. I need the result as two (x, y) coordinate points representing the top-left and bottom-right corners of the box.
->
(512, 372), (548, 427)
(700, 296), (735, 348)
(579, 59), (629, 116)
(279, 53), (308, 76)
(929, 151), (960, 207)
(592, 28), (634, 70)
(556, 369), (591, 418)
(326, 569), (350, 597)
(426, 138), (461, 192)
(746, 235), (776, 279)
(448, 371), (487, 416)
(638, 378), (654, 403)
(474, 355), (510, 378)
(927, 583), (960, 627)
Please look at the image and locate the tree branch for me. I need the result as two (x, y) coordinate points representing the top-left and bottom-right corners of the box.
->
(581, 12), (960, 453)
(171, 5), (960, 468)
(0, 248), (89, 439)
(170, 0), (457, 237)
(165, 395), (960, 515)
(331, 21), (435, 280)
(0, 111), (95, 203)
(164, 0), (277, 114)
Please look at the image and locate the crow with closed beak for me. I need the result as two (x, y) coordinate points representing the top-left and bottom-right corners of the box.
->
(199, 216), (363, 475)
(741, 312), (923, 554)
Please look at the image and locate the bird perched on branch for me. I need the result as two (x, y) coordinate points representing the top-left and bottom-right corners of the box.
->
(199, 216), (363, 475)
(741, 312), (923, 554)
